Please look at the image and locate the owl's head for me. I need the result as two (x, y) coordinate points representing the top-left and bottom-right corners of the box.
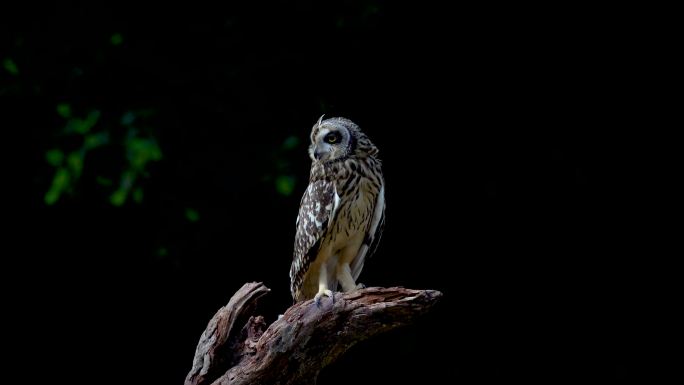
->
(308, 116), (378, 163)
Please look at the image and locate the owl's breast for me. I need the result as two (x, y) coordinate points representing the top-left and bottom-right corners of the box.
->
(327, 177), (379, 249)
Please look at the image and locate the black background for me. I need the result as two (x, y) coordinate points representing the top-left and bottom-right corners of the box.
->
(5, 1), (629, 383)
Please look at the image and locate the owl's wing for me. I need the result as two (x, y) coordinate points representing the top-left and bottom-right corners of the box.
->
(290, 179), (337, 300)
(351, 185), (385, 281)
(366, 197), (385, 259)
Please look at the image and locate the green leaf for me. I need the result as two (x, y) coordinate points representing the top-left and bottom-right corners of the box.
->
(282, 136), (300, 150)
(65, 110), (100, 134)
(185, 208), (200, 222)
(84, 132), (110, 149)
(56, 103), (71, 118)
(127, 137), (162, 169)
(132, 187), (144, 203)
(110, 170), (136, 206)
(121, 111), (135, 126)
(44, 189), (60, 205)
(275, 175), (295, 196)
(44, 167), (70, 205)
(45, 149), (64, 166)
(67, 151), (83, 178)
(3, 58), (18, 75)
(120, 169), (136, 190)
(110, 33), (123, 46)
(110, 188), (127, 206)
(81, 110), (101, 132)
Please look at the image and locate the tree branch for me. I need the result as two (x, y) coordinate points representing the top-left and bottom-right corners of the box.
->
(185, 283), (442, 385)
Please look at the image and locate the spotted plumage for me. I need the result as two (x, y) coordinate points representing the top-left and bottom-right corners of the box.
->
(290, 117), (385, 304)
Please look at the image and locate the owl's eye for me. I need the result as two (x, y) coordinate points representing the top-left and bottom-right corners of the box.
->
(324, 132), (340, 144)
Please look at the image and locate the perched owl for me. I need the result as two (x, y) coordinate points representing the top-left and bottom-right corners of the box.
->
(290, 116), (385, 305)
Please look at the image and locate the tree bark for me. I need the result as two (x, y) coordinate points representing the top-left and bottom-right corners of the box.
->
(185, 283), (442, 385)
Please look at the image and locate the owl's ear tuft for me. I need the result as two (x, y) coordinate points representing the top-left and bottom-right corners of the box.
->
(317, 114), (325, 126)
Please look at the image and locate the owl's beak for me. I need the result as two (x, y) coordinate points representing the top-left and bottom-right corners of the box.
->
(312, 144), (325, 161)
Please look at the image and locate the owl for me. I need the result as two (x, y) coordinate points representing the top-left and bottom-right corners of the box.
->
(290, 116), (385, 306)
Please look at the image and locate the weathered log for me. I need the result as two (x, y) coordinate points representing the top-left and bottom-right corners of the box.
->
(186, 282), (442, 385)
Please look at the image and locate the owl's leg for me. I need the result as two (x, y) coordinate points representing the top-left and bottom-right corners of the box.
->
(337, 263), (363, 292)
(314, 263), (334, 308)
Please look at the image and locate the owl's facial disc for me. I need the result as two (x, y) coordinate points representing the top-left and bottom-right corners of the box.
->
(310, 127), (349, 162)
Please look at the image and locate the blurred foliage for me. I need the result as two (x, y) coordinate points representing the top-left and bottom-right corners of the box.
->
(109, 123), (163, 206)
(110, 33), (124, 46)
(18, 15), (317, 273)
(44, 104), (162, 207)
(44, 106), (105, 205)
(3, 58), (19, 75)
(185, 208), (200, 222)
(266, 135), (301, 196)
(56, 103), (71, 119)
(275, 175), (296, 196)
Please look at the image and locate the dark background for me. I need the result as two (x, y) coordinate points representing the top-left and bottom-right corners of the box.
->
(5, 1), (627, 383)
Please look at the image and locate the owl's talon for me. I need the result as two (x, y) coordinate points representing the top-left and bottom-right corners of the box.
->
(314, 289), (334, 308)
(355, 283), (366, 290)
